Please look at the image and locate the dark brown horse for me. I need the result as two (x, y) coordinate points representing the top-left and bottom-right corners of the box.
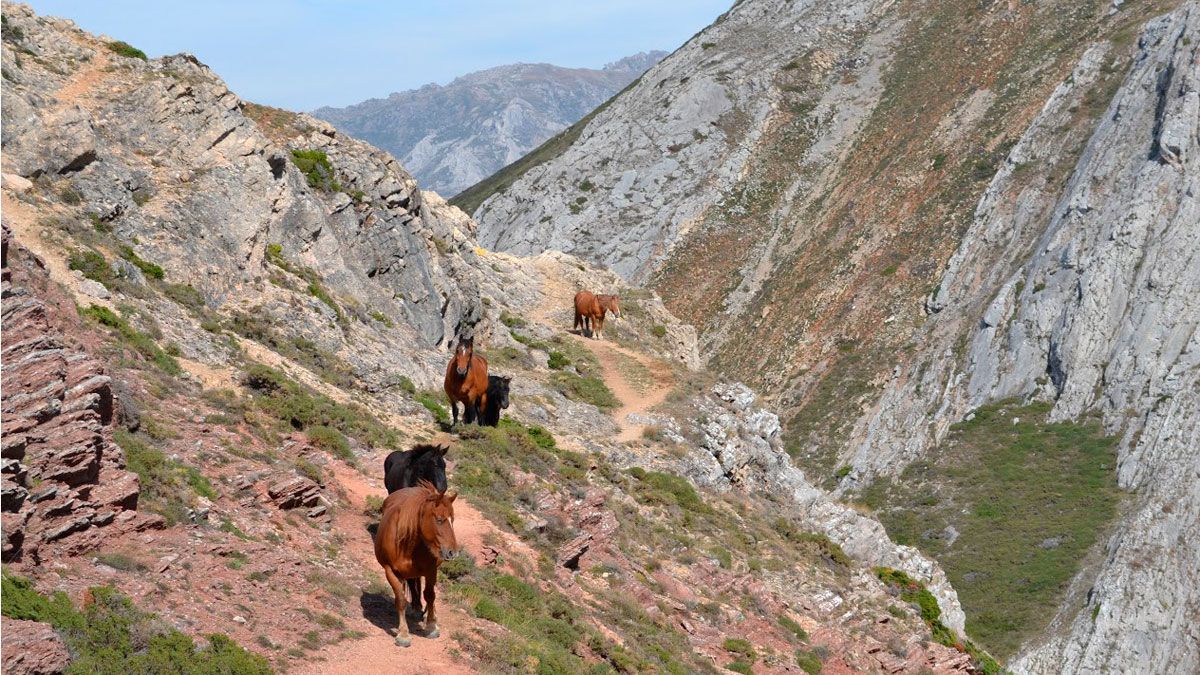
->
(443, 336), (488, 426)
(374, 481), (458, 647)
(573, 290), (621, 340)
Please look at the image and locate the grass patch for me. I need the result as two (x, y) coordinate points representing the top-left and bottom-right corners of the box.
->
(795, 649), (823, 674)
(68, 249), (111, 285)
(778, 615), (808, 642)
(549, 372), (619, 410)
(415, 390), (450, 427)
(306, 424), (352, 462)
(119, 245), (164, 280)
(81, 305), (181, 376)
(1, 572), (270, 673)
(241, 363), (398, 449)
(225, 310), (352, 386)
(867, 400), (1120, 660)
(115, 429), (210, 525)
(290, 149), (339, 192)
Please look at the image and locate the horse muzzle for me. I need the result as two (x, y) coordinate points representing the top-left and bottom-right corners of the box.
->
(441, 548), (460, 560)
(456, 366), (468, 376)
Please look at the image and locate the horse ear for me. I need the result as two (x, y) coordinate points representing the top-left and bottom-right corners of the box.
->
(503, 375), (512, 383)
(437, 444), (449, 457)
(444, 489), (457, 503)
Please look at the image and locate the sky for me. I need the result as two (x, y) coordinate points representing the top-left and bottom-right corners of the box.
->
(25, 1), (731, 111)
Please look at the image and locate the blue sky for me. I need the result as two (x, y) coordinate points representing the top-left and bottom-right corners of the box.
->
(25, 1), (731, 111)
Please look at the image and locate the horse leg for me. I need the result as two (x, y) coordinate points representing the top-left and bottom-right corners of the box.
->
(595, 316), (604, 340)
(423, 569), (440, 638)
(449, 399), (459, 427)
(406, 578), (423, 625)
(383, 567), (412, 647)
(464, 399), (476, 425)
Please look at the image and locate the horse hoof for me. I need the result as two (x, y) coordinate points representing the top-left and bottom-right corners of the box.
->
(425, 627), (440, 639)
(395, 635), (412, 648)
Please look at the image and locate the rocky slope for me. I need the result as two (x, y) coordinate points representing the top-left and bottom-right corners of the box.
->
(469, 0), (1198, 671)
(1, 5), (983, 674)
(312, 52), (666, 197)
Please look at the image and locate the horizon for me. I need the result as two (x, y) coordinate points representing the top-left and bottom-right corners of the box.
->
(23, 1), (730, 111)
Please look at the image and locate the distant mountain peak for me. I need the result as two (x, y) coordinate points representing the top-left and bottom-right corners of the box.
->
(311, 52), (666, 196)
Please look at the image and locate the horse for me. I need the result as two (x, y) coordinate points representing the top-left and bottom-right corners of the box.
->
(373, 481), (458, 647)
(480, 374), (512, 427)
(383, 444), (449, 494)
(381, 444), (450, 622)
(443, 336), (488, 426)
(573, 290), (621, 340)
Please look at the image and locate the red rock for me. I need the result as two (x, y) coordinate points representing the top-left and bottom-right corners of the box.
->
(1, 616), (71, 675)
(267, 477), (321, 509)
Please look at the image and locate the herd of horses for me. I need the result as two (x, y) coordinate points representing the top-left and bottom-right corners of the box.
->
(372, 290), (620, 646)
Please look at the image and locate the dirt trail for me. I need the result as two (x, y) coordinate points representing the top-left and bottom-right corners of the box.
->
(295, 456), (487, 675)
(527, 256), (675, 442)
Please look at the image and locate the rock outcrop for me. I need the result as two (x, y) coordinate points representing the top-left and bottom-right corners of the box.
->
(0, 616), (71, 675)
(1, 226), (160, 563)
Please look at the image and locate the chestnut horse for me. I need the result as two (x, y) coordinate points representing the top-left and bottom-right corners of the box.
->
(573, 290), (621, 340)
(374, 481), (458, 647)
(443, 336), (488, 426)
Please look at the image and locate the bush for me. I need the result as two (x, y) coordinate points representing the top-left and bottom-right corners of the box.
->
(107, 40), (148, 60)
(162, 283), (205, 311)
(499, 310), (527, 328)
(440, 552), (476, 580)
(727, 662), (753, 674)
(650, 324), (667, 338)
(115, 429), (208, 524)
(60, 185), (83, 204)
(547, 350), (570, 370)
(723, 637), (756, 661)
(307, 424), (352, 462)
(627, 468), (710, 513)
(291, 149), (337, 191)
(119, 245), (165, 280)
(2, 572), (271, 674)
(795, 650), (823, 674)
(415, 391), (450, 427)
(778, 615), (808, 642)
(369, 310), (393, 327)
(68, 249), (111, 285)
(549, 372), (619, 410)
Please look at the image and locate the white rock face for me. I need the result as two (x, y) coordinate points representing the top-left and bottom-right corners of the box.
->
(475, 0), (897, 282)
(846, 5), (1200, 673)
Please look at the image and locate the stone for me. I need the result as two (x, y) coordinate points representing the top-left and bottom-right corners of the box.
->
(267, 477), (321, 509)
(78, 279), (110, 299)
(556, 532), (593, 570)
(1, 616), (71, 675)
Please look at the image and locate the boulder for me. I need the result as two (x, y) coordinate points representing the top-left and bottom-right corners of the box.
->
(1, 616), (71, 675)
(267, 477), (321, 509)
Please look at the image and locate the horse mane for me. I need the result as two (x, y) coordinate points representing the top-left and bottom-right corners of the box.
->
(389, 481), (440, 551)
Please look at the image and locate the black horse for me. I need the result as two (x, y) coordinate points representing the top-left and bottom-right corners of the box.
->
(381, 443), (450, 625)
(383, 443), (448, 494)
(480, 375), (512, 427)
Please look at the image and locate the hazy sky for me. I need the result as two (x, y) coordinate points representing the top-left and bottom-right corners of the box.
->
(25, 1), (731, 111)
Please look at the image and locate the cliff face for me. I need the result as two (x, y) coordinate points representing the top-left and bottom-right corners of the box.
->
(312, 53), (666, 197)
(469, 0), (1198, 670)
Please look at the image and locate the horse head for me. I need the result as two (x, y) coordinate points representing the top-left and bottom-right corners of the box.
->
(417, 480), (458, 561)
(451, 336), (474, 377)
(412, 444), (449, 493)
(489, 375), (512, 411)
(601, 295), (621, 319)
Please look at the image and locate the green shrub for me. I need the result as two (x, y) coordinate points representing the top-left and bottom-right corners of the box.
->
(499, 310), (527, 328)
(778, 615), (808, 642)
(709, 546), (732, 569)
(290, 149), (337, 191)
(95, 552), (146, 572)
(726, 662), (753, 674)
(162, 283), (205, 311)
(834, 465), (852, 479)
(68, 249), (111, 285)
(119, 245), (165, 280)
(795, 650), (822, 674)
(550, 372), (619, 410)
(369, 310), (393, 327)
(547, 350), (570, 370)
(440, 552), (477, 580)
(2, 572), (271, 674)
(107, 40), (147, 60)
(722, 637), (756, 662)
(627, 468), (709, 513)
(60, 185), (83, 204)
(307, 424), (352, 462)
(415, 391), (450, 427)
(650, 324), (667, 338)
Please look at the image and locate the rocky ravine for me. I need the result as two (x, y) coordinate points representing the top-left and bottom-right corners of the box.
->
(469, 0), (1199, 670)
(1, 5), (982, 674)
(313, 52), (666, 197)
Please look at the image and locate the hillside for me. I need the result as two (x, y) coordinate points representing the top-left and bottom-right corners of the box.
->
(311, 52), (666, 197)
(470, 0), (1199, 672)
(0, 5), (986, 675)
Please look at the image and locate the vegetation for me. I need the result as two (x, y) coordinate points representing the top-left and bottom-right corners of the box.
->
(795, 649), (823, 675)
(651, 324), (667, 338)
(414, 390), (450, 427)
(549, 372), (619, 410)
(224, 309), (352, 386)
(777, 615), (809, 642)
(115, 429), (212, 525)
(1, 571), (271, 674)
(106, 40), (147, 60)
(264, 244), (344, 323)
(546, 350), (569, 370)
(81, 305), (182, 376)
(118, 245), (165, 280)
(68, 249), (111, 285)
(290, 149), (340, 192)
(305, 424), (352, 462)
(875, 567), (999, 674)
(241, 363), (399, 449)
(864, 400), (1120, 660)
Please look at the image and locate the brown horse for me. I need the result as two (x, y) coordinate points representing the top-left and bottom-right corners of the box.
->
(573, 290), (621, 340)
(444, 336), (488, 426)
(374, 480), (458, 647)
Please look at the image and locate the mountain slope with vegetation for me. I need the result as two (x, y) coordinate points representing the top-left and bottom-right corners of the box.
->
(470, 0), (1199, 671)
(1, 5), (985, 674)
